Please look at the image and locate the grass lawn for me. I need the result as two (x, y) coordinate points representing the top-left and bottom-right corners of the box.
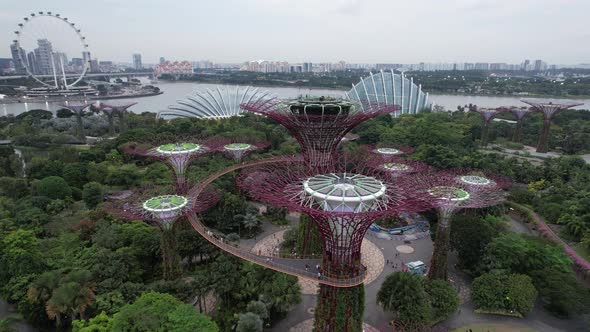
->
(452, 323), (538, 332)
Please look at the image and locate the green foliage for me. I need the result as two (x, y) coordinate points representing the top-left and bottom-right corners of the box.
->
(295, 214), (322, 256)
(236, 312), (263, 332)
(111, 291), (218, 332)
(314, 285), (364, 332)
(0, 177), (28, 199)
(36, 176), (72, 200)
(450, 214), (503, 272)
(425, 280), (460, 320)
(377, 272), (430, 324)
(82, 182), (103, 209)
(72, 311), (113, 332)
(472, 272), (537, 315)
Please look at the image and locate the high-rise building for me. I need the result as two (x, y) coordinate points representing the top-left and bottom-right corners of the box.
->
(133, 53), (142, 70)
(474, 63), (489, 70)
(82, 51), (91, 68)
(522, 59), (531, 71)
(303, 62), (313, 72)
(10, 43), (27, 74)
(89, 59), (99, 73)
(159, 57), (166, 64)
(533, 59), (546, 71)
(35, 39), (54, 75)
(27, 52), (38, 74)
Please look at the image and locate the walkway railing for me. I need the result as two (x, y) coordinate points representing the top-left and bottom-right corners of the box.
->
(186, 156), (367, 288)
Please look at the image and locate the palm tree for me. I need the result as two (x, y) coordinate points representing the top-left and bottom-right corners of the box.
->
(241, 213), (261, 236)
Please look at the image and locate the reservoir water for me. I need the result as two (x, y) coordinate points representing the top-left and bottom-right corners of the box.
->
(2, 81), (588, 116)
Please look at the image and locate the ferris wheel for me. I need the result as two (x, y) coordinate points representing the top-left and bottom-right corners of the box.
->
(13, 11), (89, 89)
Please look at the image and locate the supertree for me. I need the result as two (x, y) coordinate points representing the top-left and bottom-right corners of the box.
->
(59, 102), (90, 140)
(367, 156), (430, 178)
(237, 156), (429, 332)
(503, 106), (534, 143)
(521, 100), (583, 153)
(241, 97), (400, 172)
(92, 102), (119, 136)
(109, 186), (219, 279)
(122, 138), (224, 194)
(474, 107), (507, 147)
(219, 138), (270, 162)
(404, 169), (509, 280)
(100, 102), (137, 133)
(362, 144), (415, 161)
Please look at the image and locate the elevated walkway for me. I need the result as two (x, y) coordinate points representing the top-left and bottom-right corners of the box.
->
(186, 156), (367, 288)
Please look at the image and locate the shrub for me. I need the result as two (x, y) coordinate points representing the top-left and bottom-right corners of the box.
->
(36, 176), (71, 200)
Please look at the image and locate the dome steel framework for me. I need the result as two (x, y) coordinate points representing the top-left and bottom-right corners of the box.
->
(159, 85), (276, 119)
(346, 70), (431, 115)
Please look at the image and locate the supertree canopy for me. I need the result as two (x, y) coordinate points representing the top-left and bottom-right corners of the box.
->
(59, 102), (90, 140)
(219, 138), (270, 162)
(241, 97), (400, 172)
(123, 139), (223, 194)
(521, 99), (583, 153)
(100, 101), (137, 133)
(404, 170), (509, 280)
(503, 106), (534, 143)
(474, 107), (507, 146)
(362, 144), (415, 160)
(109, 186), (219, 279)
(368, 156), (429, 177)
(238, 156), (429, 331)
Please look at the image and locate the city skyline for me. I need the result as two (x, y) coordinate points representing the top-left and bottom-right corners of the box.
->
(1, 0), (590, 65)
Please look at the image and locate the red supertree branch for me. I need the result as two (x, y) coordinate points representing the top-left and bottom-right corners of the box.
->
(521, 99), (583, 120)
(367, 156), (431, 177)
(362, 144), (416, 160)
(216, 137), (271, 162)
(121, 137), (225, 194)
(240, 98), (400, 171)
(107, 185), (219, 232)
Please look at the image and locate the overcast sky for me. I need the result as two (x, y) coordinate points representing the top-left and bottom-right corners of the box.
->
(2, 0), (589, 65)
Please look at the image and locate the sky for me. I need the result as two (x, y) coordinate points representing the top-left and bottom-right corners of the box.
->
(2, 0), (589, 65)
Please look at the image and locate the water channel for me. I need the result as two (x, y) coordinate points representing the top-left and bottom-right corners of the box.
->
(2, 81), (588, 116)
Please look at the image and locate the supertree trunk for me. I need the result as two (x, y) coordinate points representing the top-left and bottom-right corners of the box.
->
(314, 284), (364, 332)
(107, 113), (115, 136)
(512, 119), (523, 142)
(75, 114), (85, 140)
(296, 214), (322, 257)
(480, 121), (490, 147)
(161, 227), (182, 280)
(536, 118), (551, 153)
(428, 216), (451, 280)
(312, 215), (368, 332)
(118, 111), (126, 133)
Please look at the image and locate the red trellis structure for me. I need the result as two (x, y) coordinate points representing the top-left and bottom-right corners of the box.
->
(241, 97), (400, 172)
(403, 169), (509, 280)
(59, 102), (90, 140)
(502, 106), (534, 143)
(237, 156), (429, 331)
(362, 144), (415, 161)
(122, 138), (224, 194)
(367, 156), (430, 178)
(108, 186), (219, 280)
(474, 107), (508, 147)
(521, 99), (583, 153)
(218, 138), (270, 162)
(100, 101), (137, 133)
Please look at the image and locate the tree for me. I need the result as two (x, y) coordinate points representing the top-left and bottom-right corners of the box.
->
(0, 229), (46, 283)
(0, 314), (20, 332)
(111, 292), (218, 332)
(377, 272), (430, 324)
(425, 279), (459, 320)
(72, 311), (113, 332)
(36, 176), (72, 199)
(450, 214), (501, 271)
(0, 177), (28, 200)
(82, 182), (103, 209)
(246, 301), (269, 320)
(472, 272), (537, 315)
(236, 312), (263, 332)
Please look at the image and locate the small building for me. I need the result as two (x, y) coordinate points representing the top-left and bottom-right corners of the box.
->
(407, 261), (426, 275)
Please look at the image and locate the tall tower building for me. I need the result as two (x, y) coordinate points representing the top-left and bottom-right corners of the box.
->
(10, 43), (27, 74)
(35, 39), (54, 75)
(522, 59), (530, 71)
(133, 53), (142, 70)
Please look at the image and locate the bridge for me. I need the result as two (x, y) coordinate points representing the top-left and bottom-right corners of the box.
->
(186, 156), (368, 288)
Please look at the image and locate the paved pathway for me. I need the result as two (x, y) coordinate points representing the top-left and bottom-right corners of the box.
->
(288, 318), (380, 332)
